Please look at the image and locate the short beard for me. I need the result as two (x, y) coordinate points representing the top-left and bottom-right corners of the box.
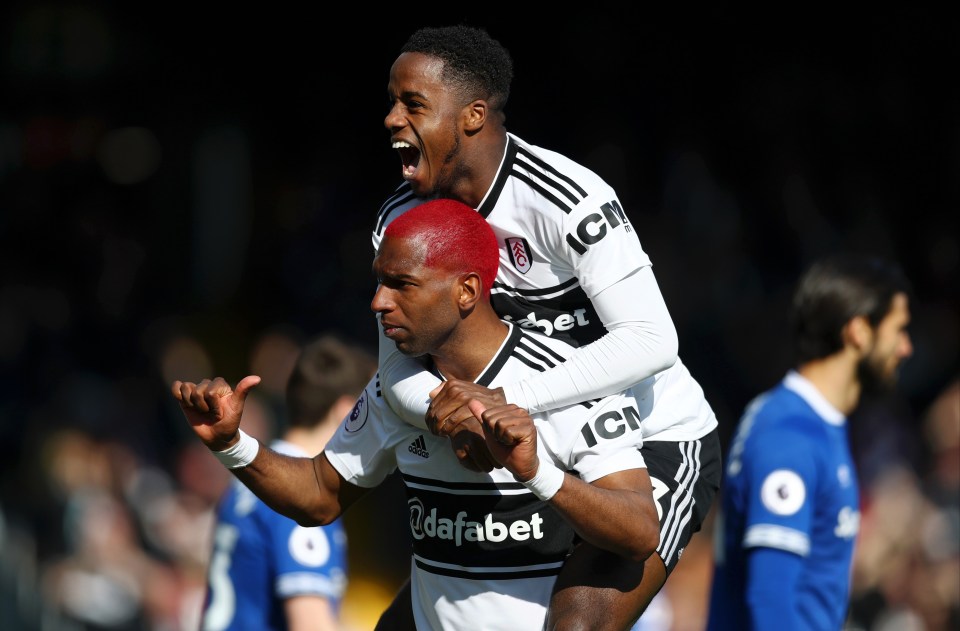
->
(857, 353), (896, 396)
(433, 125), (466, 196)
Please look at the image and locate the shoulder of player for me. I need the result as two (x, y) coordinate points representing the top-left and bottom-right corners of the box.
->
(328, 378), (407, 437)
(507, 135), (617, 214)
(373, 183), (420, 238)
(746, 400), (834, 450)
(509, 133), (598, 182)
(534, 386), (640, 447)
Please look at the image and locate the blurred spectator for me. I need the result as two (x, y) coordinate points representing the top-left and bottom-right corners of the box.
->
(847, 377), (960, 631)
(39, 472), (185, 630)
(198, 333), (375, 631)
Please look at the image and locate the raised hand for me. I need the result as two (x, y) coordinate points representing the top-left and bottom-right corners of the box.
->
(427, 379), (506, 436)
(171, 375), (262, 451)
(447, 416), (502, 473)
(428, 380), (506, 472)
(467, 400), (540, 483)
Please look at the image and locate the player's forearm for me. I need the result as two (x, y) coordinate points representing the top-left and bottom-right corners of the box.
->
(549, 474), (659, 561)
(502, 268), (679, 412)
(503, 324), (677, 413)
(230, 448), (342, 527)
(285, 595), (340, 631)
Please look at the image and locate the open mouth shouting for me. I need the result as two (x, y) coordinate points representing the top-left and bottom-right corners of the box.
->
(393, 140), (420, 181)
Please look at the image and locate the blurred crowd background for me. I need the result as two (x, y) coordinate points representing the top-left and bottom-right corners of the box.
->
(1, 4), (957, 630)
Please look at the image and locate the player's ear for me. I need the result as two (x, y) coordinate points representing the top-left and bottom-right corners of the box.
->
(457, 273), (483, 310)
(462, 99), (486, 133)
(843, 315), (874, 353)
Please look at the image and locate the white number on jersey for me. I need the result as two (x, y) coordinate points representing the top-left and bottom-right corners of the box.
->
(203, 524), (240, 631)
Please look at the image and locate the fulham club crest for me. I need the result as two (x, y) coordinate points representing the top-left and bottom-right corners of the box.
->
(506, 237), (533, 274)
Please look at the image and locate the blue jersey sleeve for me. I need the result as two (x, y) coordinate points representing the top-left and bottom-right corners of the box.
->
(741, 421), (825, 557)
(264, 508), (348, 602)
(746, 547), (803, 631)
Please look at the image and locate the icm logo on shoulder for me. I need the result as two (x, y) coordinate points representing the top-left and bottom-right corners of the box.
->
(565, 200), (632, 254)
(506, 237), (533, 274)
(344, 389), (370, 432)
(580, 404), (644, 447)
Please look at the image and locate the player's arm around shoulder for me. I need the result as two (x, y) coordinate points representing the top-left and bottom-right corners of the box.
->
(552, 390), (659, 561)
(552, 465), (660, 562)
(472, 397), (659, 562)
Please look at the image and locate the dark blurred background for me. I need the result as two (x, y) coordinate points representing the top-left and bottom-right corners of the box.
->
(1, 4), (957, 630)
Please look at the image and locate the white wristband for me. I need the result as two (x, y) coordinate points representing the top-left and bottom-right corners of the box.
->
(212, 429), (260, 469)
(522, 460), (564, 501)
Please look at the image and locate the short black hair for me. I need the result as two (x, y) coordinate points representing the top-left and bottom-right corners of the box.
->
(791, 254), (912, 364)
(285, 335), (375, 429)
(401, 25), (513, 111)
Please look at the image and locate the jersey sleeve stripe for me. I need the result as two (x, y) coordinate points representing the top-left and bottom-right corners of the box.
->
(513, 158), (581, 207)
(518, 334), (569, 364)
(511, 349), (555, 372)
(510, 169), (575, 213)
(375, 185), (418, 235)
(743, 524), (811, 556)
(514, 145), (589, 198)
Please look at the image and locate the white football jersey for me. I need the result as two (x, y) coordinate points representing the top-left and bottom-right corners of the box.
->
(373, 133), (716, 441)
(325, 323), (648, 631)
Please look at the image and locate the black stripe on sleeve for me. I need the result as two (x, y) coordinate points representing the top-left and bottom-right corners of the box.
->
(510, 169), (574, 214)
(515, 145), (589, 199)
(375, 186), (418, 235)
(518, 334), (568, 365)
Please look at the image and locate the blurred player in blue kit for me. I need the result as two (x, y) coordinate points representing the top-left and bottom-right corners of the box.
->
(200, 335), (375, 631)
(706, 254), (914, 630)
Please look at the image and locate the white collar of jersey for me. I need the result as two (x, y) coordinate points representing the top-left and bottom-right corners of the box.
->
(783, 370), (846, 427)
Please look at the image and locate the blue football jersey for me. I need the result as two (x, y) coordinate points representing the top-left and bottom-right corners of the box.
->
(707, 371), (860, 630)
(201, 440), (348, 631)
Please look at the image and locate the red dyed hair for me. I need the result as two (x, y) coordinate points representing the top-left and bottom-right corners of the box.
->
(384, 199), (499, 298)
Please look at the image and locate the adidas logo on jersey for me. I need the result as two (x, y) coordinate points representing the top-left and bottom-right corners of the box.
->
(408, 435), (429, 458)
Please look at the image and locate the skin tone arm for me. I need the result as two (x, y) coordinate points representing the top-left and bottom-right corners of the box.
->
(469, 400), (659, 561)
(285, 596), (340, 631)
(171, 375), (368, 527)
